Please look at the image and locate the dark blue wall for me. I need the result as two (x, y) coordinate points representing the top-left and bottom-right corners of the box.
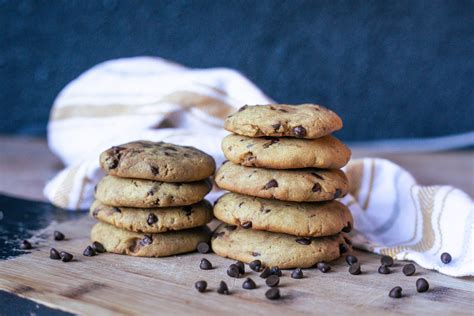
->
(1, 0), (473, 140)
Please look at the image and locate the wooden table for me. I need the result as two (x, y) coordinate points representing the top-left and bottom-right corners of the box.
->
(0, 136), (473, 315)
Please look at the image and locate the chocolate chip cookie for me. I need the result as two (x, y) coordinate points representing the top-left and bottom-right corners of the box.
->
(222, 134), (351, 169)
(215, 162), (349, 202)
(100, 141), (216, 182)
(90, 200), (213, 233)
(213, 193), (352, 237)
(211, 224), (350, 269)
(224, 104), (342, 139)
(91, 222), (210, 257)
(95, 175), (212, 208)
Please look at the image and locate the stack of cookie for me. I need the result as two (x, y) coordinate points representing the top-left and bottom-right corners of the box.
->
(90, 141), (215, 257)
(212, 104), (353, 269)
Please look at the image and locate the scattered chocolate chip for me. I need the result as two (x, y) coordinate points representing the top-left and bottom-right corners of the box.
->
(271, 123), (281, 131)
(292, 126), (307, 138)
(83, 246), (96, 257)
(150, 166), (159, 175)
(316, 262), (331, 273)
(378, 265), (391, 274)
(227, 264), (240, 278)
(296, 238), (311, 245)
(389, 286), (402, 298)
(20, 240), (32, 250)
(197, 242), (210, 254)
(147, 214), (158, 226)
(311, 183), (322, 192)
(249, 260), (262, 272)
(241, 221), (252, 229)
(49, 248), (61, 260)
(334, 189), (342, 199)
(182, 206), (193, 216)
(235, 261), (245, 275)
(238, 105), (248, 112)
(259, 267), (272, 278)
(217, 281), (229, 295)
(345, 255), (358, 266)
(291, 268), (303, 279)
(242, 278), (257, 290)
(416, 278), (429, 293)
(266, 275), (280, 287)
(381, 255), (394, 267)
(441, 252), (452, 264)
(339, 243), (349, 254)
(263, 179), (278, 190)
(141, 235), (153, 245)
(402, 263), (416, 276)
(195, 280), (207, 293)
(349, 263), (361, 275)
(59, 251), (73, 262)
(342, 222), (352, 233)
(91, 241), (106, 253)
(270, 266), (282, 277)
(265, 288), (280, 300)
(200, 258), (213, 270)
(54, 231), (65, 241)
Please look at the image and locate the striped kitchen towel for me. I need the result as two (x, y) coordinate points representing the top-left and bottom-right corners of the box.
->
(44, 57), (473, 277)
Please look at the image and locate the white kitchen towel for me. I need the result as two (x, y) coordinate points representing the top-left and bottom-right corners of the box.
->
(44, 57), (473, 277)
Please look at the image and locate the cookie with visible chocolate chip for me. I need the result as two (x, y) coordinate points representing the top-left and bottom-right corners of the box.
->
(211, 224), (350, 269)
(215, 162), (348, 202)
(91, 222), (210, 257)
(95, 175), (212, 208)
(100, 141), (215, 182)
(213, 193), (352, 237)
(224, 104), (342, 139)
(222, 134), (351, 169)
(90, 200), (213, 233)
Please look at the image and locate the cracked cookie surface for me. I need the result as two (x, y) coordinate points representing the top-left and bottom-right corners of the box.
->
(211, 223), (350, 269)
(95, 175), (212, 208)
(90, 200), (213, 233)
(100, 140), (215, 182)
(213, 192), (352, 237)
(224, 104), (342, 139)
(222, 134), (351, 169)
(215, 162), (349, 202)
(91, 222), (210, 257)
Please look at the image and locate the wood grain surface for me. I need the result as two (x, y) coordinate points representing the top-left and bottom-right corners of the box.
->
(0, 136), (473, 315)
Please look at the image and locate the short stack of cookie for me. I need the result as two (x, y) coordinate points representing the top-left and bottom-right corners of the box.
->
(90, 141), (215, 257)
(212, 104), (353, 269)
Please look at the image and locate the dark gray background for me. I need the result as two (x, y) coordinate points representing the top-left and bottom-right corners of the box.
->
(1, 0), (473, 140)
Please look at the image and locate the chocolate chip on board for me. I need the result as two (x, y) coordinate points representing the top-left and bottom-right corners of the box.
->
(270, 266), (282, 277)
(416, 278), (429, 293)
(260, 267), (272, 279)
(54, 231), (65, 241)
(265, 288), (280, 300)
(441, 252), (452, 264)
(196, 242), (210, 254)
(265, 275), (280, 288)
(389, 286), (402, 298)
(83, 246), (97, 257)
(316, 262), (331, 273)
(200, 258), (213, 270)
(249, 260), (262, 272)
(242, 278), (257, 290)
(235, 261), (245, 275)
(345, 255), (358, 266)
(348, 263), (361, 275)
(227, 264), (240, 278)
(49, 248), (61, 260)
(20, 240), (32, 250)
(217, 281), (230, 295)
(291, 268), (304, 279)
(195, 280), (207, 293)
(378, 265), (391, 275)
(59, 251), (73, 262)
(381, 255), (394, 267)
(91, 241), (106, 253)
(402, 263), (416, 276)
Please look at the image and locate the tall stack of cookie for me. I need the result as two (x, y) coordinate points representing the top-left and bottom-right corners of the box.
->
(89, 141), (215, 257)
(212, 104), (353, 269)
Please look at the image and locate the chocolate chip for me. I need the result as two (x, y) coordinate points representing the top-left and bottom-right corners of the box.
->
(83, 246), (96, 257)
(183, 206), (193, 216)
(270, 266), (282, 277)
(381, 255), (394, 267)
(339, 243), (349, 254)
(311, 172), (324, 180)
(342, 222), (352, 233)
(252, 251), (261, 257)
(311, 183), (322, 192)
(91, 241), (106, 253)
(235, 261), (245, 275)
(227, 264), (240, 278)
(265, 288), (280, 300)
(265, 275), (280, 287)
(238, 105), (248, 112)
(441, 252), (452, 264)
(316, 262), (331, 273)
(149, 166), (159, 176)
(241, 221), (252, 229)
(195, 280), (207, 293)
(112, 207), (121, 213)
(389, 286), (402, 298)
(345, 255), (358, 266)
(54, 231), (65, 241)
(200, 258), (213, 270)
(141, 235), (153, 245)
(225, 224), (237, 231)
(20, 240), (32, 250)
(416, 278), (429, 293)
(217, 281), (229, 295)
(402, 263), (416, 276)
(263, 179), (278, 190)
(59, 251), (73, 262)
(249, 260), (262, 272)
(344, 236), (353, 246)
(349, 263), (361, 275)
(271, 122), (281, 131)
(291, 268), (303, 279)
(50, 248), (61, 260)
(292, 126), (307, 138)
(262, 139), (279, 148)
(378, 265), (391, 274)
(334, 189), (342, 199)
(147, 214), (158, 226)
(259, 267), (272, 278)
(242, 278), (257, 290)
(197, 242), (210, 254)
(296, 238), (311, 245)
(107, 158), (119, 169)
